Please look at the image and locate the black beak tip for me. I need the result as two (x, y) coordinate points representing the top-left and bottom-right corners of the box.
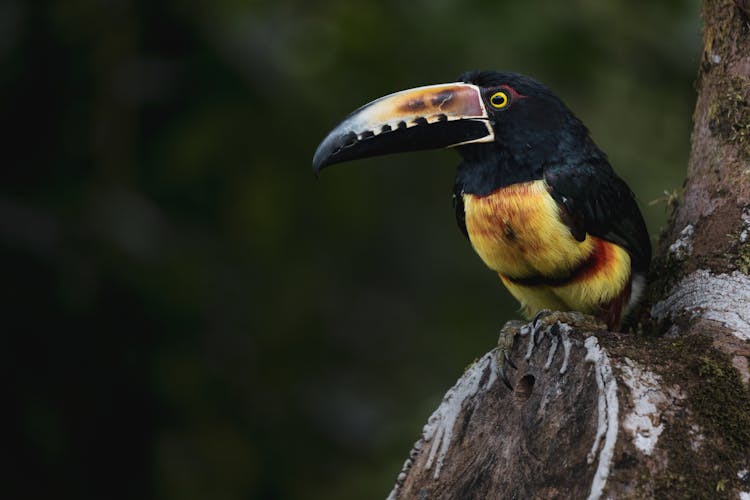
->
(312, 135), (338, 176)
(313, 131), (354, 176)
(312, 148), (328, 177)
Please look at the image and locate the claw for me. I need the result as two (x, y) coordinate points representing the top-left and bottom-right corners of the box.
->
(496, 347), (516, 390)
(501, 371), (513, 390)
(496, 320), (523, 390)
(531, 308), (553, 328)
(549, 322), (560, 336)
(531, 309), (554, 345)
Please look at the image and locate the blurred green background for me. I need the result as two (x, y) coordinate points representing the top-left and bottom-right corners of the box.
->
(4, 0), (699, 498)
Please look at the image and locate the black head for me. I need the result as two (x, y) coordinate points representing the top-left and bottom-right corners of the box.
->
(458, 71), (600, 163)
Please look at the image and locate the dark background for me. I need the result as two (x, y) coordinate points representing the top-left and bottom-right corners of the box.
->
(4, 1), (700, 498)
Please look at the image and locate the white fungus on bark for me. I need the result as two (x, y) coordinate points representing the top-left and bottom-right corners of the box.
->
(524, 323), (537, 361)
(738, 470), (750, 499)
(558, 324), (572, 374)
(422, 351), (498, 478)
(584, 336), (619, 500)
(689, 424), (706, 451)
(740, 210), (750, 243)
(668, 224), (694, 260)
(618, 358), (666, 456)
(387, 352), (500, 499)
(651, 270), (750, 341)
(544, 335), (559, 370)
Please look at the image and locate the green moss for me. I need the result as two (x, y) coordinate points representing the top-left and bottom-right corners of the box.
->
(647, 253), (685, 305)
(701, 0), (743, 75)
(628, 252), (686, 336)
(734, 243), (750, 274)
(726, 227), (750, 274)
(693, 355), (750, 450)
(708, 76), (750, 159)
(694, 253), (710, 269)
(651, 335), (750, 498)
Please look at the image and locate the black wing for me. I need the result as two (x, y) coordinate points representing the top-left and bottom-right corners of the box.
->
(544, 163), (652, 274)
(453, 180), (469, 240)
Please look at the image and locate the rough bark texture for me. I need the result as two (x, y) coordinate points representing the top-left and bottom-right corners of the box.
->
(649, 0), (750, 376)
(388, 1), (750, 498)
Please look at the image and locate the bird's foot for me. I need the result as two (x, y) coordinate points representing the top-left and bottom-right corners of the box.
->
(495, 310), (607, 390)
(527, 310), (607, 374)
(495, 320), (525, 390)
(529, 309), (606, 346)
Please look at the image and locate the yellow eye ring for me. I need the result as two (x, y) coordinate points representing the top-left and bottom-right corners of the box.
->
(489, 91), (509, 109)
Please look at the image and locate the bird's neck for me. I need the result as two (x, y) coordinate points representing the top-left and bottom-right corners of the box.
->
(455, 132), (604, 196)
(455, 145), (544, 196)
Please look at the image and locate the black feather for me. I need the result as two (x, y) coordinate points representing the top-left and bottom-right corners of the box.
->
(544, 163), (652, 273)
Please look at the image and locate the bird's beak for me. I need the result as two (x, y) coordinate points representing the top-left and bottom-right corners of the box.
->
(312, 83), (493, 174)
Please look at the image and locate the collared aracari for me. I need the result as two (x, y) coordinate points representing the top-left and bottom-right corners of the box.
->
(313, 71), (651, 331)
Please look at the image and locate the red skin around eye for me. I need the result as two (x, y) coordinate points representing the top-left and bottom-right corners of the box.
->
(499, 84), (527, 100)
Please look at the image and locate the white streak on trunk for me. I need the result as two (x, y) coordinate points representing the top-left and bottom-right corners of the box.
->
(422, 351), (498, 478)
(525, 326), (536, 360)
(668, 224), (694, 260)
(584, 336), (619, 500)
(559, 324), (572, 374)
(651, 270), (750, 341)
(544, 335), (559, 370)
(618, 358), (666, 456)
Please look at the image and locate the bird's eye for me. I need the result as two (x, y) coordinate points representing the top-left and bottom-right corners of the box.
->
(489, 91), (509, 109)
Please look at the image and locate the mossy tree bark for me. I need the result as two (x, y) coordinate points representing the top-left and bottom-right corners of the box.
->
(388, 1), (750, 498)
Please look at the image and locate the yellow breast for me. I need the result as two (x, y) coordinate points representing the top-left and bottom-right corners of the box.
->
(462, 180), (593, 279)
(462, 180), (632, 319)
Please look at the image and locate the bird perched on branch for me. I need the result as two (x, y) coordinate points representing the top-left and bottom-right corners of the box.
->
(313, 71), (651, 336)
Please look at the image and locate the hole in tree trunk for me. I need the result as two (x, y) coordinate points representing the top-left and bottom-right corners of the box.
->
(514, 374), (535, 401)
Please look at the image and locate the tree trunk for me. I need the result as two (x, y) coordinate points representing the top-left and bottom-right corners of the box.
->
(388, 1), (750, 498)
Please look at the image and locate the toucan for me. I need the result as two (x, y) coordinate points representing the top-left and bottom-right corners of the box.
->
(313, 71), (651, 332)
